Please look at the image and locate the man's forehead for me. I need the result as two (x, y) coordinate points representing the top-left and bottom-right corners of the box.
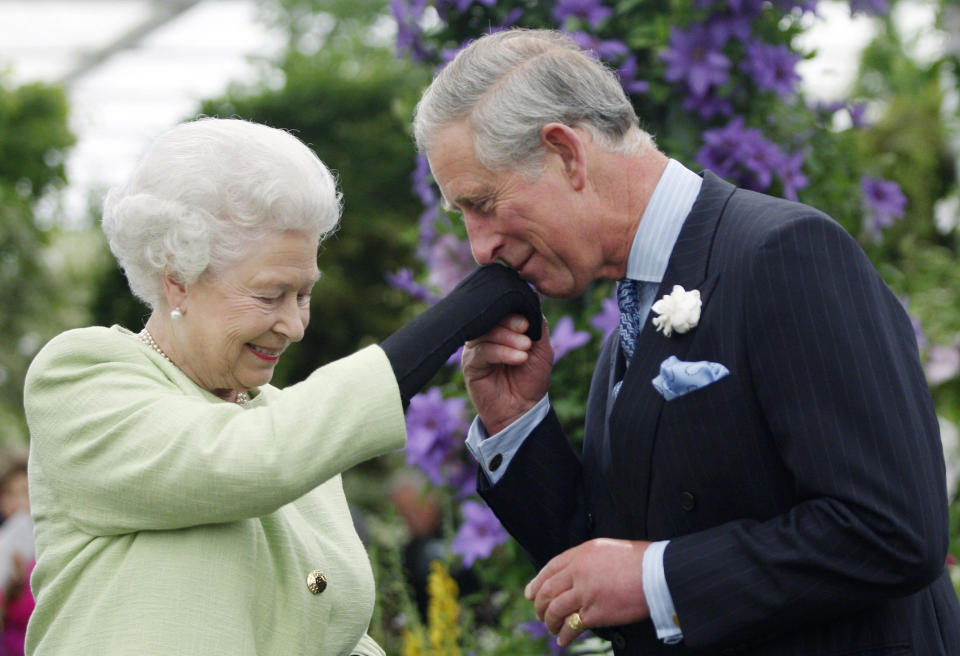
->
(428, 145), (496, 208)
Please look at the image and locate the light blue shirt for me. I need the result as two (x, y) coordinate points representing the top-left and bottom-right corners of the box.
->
(465, 158), (703, 645)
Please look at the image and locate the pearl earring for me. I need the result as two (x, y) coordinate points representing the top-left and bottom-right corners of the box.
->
(170, 307), (183, 320)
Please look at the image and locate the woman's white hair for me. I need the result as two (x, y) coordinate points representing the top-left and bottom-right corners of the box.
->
(413, 28), (655, 176)
(101, 117), (342, 309)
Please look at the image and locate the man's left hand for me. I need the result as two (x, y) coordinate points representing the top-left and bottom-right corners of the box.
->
(525, 538), (652, 647)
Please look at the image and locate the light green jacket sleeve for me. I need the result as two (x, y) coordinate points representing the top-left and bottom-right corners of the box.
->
(352, 632), (387, 656)
(24, 326), (406, 536)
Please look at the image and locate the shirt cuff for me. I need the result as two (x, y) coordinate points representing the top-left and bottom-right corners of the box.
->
(642, 540), (683, 644)
(464, 394), (550, 485)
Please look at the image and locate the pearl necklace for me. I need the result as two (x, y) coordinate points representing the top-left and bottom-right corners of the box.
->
(138, 328), (249, 405)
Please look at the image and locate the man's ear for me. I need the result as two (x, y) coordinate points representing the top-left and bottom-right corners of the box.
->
(541, 123), (587, 190)
(161, 271), (188, 312)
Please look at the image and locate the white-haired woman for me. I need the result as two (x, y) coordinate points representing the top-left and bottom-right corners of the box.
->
(23, 118), (540, 656)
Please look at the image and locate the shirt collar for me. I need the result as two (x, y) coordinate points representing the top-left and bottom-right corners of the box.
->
(624, 159), (703, 283)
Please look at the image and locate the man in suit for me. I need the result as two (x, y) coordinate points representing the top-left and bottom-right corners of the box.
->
(412, 28), (960, 654)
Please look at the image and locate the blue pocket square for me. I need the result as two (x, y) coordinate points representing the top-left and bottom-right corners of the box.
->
(651, 355), (729, 400)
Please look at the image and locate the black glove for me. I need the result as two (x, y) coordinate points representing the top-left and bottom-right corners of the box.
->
(381, 264), (542, 408)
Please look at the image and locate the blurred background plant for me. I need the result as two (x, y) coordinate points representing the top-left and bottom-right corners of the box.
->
(1, 0), (959, 653)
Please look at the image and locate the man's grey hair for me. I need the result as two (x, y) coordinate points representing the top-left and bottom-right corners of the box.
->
(413, 28), (655, 175)
(101, 117), (342, 310)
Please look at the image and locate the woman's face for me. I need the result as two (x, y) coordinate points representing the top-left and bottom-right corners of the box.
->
(170, 229), (320, 399)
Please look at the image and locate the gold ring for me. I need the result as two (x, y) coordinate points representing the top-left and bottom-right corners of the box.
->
(566, 612), (585, 632)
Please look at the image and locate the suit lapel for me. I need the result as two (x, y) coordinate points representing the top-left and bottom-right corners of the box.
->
(583, 327), (623, 480)
(604, 171), (735, 535)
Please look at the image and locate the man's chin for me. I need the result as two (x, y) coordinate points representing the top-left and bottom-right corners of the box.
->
(527, 278), (582, 300)
(518, 266), (584, 299)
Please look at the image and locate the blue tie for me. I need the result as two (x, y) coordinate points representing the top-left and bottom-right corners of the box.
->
(617, 278), (643, 361)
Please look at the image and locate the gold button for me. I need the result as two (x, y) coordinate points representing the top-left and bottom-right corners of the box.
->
(673, 613), (681, 627)
(306, 570), (327, 594)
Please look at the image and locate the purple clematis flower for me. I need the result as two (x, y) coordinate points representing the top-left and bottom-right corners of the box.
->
(427, 233), (475, 296)
(456, 0), (495, 10)
(775, 150), (809, 202)
(741, 41), (802, 97)
(568, 31), (629, 61)
(445, 344), (464, 369)
(552, 0), (612, 29)
(451, 500), (509, 567)
(434, 0), (493, 14)
(926, 344), (960, 385)
(487, 8), (525, 34)
(848, 102), (869, 128)
(861, 176), (907, 240)
(811, 100), (870, 129)
(387, 268), (438, 303)
(618, 55), (651, 95)
(773, 0), (819, 14)
(683, 90), (734, 119)
(551, 315), (591, 362)
(661, 25), (731, 98)
(695, 0), (765, 14)
(849, 0), (889, 15)
(705, 14), (753, 44)
(446, 459), (478, 498)
(725, 0), (766, 14)
(590, 296), (620, 337)
(900, 296), (927, 351)
(812, 99), (846, 115)
(697, 118), (807, 198)
(412, 154), (437, 206)
(502, 7), (524, 26)
(522, 620), (581, 654)
(696, 118), (775, 186)
(416, 203), (441, 263)
(405, 387), (469, 487)
(391, 0), (431, 61)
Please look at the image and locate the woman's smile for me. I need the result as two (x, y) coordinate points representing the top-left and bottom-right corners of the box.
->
(246, 343), (282, 362)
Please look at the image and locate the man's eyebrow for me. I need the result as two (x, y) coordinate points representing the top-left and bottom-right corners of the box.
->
(442, 193), (475, 213)
(445, 190), (494, 214)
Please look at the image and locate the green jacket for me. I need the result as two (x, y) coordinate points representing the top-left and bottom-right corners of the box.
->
(24, 326), (406, 655)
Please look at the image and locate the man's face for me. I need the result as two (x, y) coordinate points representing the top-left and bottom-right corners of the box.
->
(427, 121), (604, 299)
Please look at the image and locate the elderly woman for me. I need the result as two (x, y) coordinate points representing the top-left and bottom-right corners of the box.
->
(23, 118), (540, 655)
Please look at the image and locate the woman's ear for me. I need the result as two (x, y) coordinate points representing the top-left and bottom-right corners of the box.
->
(541, 123), (587, 191)
(161, 271), (188, 313)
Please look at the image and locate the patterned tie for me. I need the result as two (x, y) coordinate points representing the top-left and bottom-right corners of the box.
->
(617, 278), (643, 362)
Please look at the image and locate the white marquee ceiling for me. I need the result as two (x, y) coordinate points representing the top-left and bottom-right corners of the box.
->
(0, 0), (942, 226)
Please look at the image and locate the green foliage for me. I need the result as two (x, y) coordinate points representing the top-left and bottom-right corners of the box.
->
(0, 79), (73, 200)
(851, 6), (960, 437)
(0, 76), (76, 444)
(88, 4), (430, 385)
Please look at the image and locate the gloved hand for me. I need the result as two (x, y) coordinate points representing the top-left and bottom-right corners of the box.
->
(381, 264), (542, 408)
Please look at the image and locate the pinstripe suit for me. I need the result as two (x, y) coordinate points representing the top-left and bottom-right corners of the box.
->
(481, 172), (960, 654)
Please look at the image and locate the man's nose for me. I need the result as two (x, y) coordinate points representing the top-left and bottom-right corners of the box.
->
(464, 214), (500, 265)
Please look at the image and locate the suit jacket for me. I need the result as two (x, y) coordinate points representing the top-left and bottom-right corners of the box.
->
(481, 172), (960, 655)
(24, 326), (406, 656)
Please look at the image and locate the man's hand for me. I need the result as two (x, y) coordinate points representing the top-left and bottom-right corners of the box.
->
(461, 315), (554, 434)
(525, 538), (652, 647)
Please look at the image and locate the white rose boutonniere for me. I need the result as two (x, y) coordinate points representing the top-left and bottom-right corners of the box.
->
(651, 285), (701, 337)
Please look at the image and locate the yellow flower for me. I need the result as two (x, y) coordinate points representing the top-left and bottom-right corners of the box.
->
(402, 629), (426, 656)
(426, 561), (461, 656)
